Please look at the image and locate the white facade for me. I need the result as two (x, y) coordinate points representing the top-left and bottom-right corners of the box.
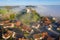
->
(26, 8), (31, 13)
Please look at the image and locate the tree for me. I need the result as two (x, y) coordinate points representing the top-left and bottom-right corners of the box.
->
(0, 9), (7, 14)
(31, 10), (40, 22)
(10, 14), (16, 20)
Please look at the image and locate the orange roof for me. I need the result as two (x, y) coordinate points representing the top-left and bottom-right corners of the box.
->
(42, 32), (48, 38)
(22, 25), (31, 32)
(18, 38), (28, 40)
(47, 36), (54, 40)
(15, 21), (21, 26)
(22, 25), (27, 29)
(26, 27), (31, 32)
(4, 20), (10, 23)
(45, 17), (50, 21)
(33, 34), (40, 38)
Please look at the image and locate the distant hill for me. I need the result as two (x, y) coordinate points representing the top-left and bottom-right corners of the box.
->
(16, 7), (40, 25)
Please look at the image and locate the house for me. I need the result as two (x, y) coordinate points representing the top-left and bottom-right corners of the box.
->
(57, 27), (60, 30)
(44, 17), (51, 25)
(52, 17), (56, 21)
(42, 32), (48, 39)
(18, 38), (28, 40)
(22, 25), (27, 31)
(0, 22), (4, 25)
(4, 20), (10, 24)
(21, 38), (28, 40)
(33, 33), (43, 40)
(15, 21), (21, 27)
(30, 29), (34, 34)
(26, 26), (31, 32)
(22, 25), (31, 33)
(47, 36), (55, 40)
(32, 23), (40, 29)
(26, 8), (31, 13)
(3, 23), (14, 28)
(33, 32), (48, 40)
(18, 38), (21, 40)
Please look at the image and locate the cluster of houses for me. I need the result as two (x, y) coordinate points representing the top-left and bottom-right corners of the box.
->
(0, 16), (60, 40)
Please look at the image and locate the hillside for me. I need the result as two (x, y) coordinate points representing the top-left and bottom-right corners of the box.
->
(16, 7), (40, 25)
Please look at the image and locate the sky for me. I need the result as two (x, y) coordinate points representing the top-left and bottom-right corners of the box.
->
(36, 5), (60, 17)
(0, 0), (60, 6)
(0, 0), (60, 17)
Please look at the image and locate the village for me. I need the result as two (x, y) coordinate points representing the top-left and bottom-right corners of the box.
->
(0, 6), (60, 40)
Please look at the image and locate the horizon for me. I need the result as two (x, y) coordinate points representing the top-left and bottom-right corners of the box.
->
(0, 0), (60, 17)
(0, 5), (60, 17)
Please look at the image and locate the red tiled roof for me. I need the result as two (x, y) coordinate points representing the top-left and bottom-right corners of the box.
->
(22, 25), (31, 32)
(4, 20), (10, 23)
(33, 34), (40, 38)
(47, 36), (54, 40)
(15, 21), (21, 27)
